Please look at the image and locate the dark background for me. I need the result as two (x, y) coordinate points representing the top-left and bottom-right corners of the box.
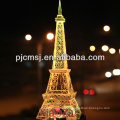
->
(0, 0), (120, 120)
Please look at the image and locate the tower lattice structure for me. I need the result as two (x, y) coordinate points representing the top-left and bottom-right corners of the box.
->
(37, 0), (81, 119)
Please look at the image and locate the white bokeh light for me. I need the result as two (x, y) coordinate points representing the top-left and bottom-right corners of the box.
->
(105, 72), (112, 78)
(103, 25), (110, 32)
(109, 48), (116, 54)
(47, 33), (54, 40)
(113, 69), (120, 76)
(25, 34), (32, 41)
(102, 45), (109, 52)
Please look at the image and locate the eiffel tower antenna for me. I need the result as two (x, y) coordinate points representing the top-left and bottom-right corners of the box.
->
(58, 0), (62, 15)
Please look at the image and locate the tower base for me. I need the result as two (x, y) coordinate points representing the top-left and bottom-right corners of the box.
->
(36, 114), (86, 120)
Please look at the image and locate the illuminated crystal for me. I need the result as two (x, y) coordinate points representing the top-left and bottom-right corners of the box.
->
(36, 0), (81, 119)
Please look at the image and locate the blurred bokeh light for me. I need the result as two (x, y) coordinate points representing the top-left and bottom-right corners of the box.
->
(109, 48), (116, 54)
(102, 45), (109, 52)
(103, 25), (110, 32)
(25, 34), (32, 41)
(47, 33), (54, 40)
(90, 45), (96, 52)
(105, 72), (112, 78)
(83, 89), (89, 95)
(113, 69), (120, 76)
(90, 89), (95, 95)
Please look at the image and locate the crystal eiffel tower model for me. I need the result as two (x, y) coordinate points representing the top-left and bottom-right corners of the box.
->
(36, 0), (81, 119)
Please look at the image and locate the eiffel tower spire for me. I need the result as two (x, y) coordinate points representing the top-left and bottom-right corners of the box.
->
(52, 0), (67, 69)
(58, 0), (62, 15)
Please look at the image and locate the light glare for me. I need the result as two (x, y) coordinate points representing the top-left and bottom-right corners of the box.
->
(105, 72), (112, 78)
(90, 45), (96, 52)
(103, 25), (110, 32)
(102, 45), (109, 52)
(109, 48), (116, 54)
(25, 34), (32, 41)
(47, 33), (54, 40)
(113, 69), (120, 76)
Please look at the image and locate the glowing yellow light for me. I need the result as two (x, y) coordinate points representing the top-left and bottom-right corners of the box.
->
(102, 45), (109, 52)
(47, 33), (54, 40)
(119, 49), (120, 54)
(109, 48), (116, 54)
(103, 25), (110, 32)
(90, 45), (96, 52)
(25, 34), (32, 41)
(113, 69), (120, 76)
(105, 72), (112, 78)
